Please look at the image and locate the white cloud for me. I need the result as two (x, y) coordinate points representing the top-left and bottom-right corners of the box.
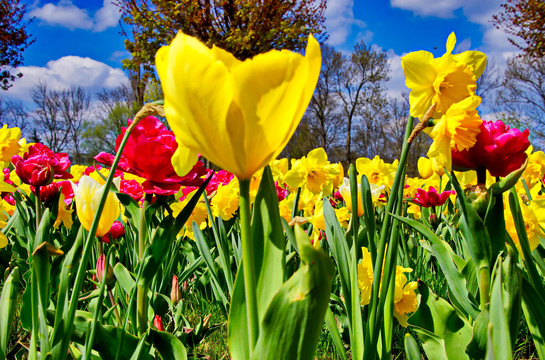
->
(29, 0), (93, 30)
(94, 1), (120, 32)
(29, 1), (120, 32)
(325, 0), (366, 46)
(4, 56), (129, 103)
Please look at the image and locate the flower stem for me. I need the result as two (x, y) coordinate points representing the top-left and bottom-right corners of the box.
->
(137, 192), (153, 335)
(35, 186), (42, 231)
(239, 178), (259, 354)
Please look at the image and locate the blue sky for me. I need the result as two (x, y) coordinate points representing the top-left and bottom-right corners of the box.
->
(4, 0), (518, 104)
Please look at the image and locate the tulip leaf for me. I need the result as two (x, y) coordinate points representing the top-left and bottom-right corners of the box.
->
(150, 328), (187, 360)
(360, 175), (376, 253)
(520, 276), (545, 360)
(466, 307), (489, 359)
(404, 333), (421, 360)
(0, 267), (20, 359)
(324, 308), (349, 360)
(391, 214), (479, 320)
(251, 226), (333, 360)
(113, 263), (136, 295)
(228, 166), (287, 360)
(489, 158), (527, 196)
(488, 258), (512, 360)
(408, 280), (473, 360)
(447, 172), (491, 271)
(47, 310), (148, 360)
(484, 193), (506, 265)
(252, 166), (287, 322)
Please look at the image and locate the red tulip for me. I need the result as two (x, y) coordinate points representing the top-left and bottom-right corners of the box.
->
(153, 315), (165, 331)
(37, 180), (74, 205)
(96, 253), (115, 286)
(95, 116), (207, 195)
(412, 187), (455, 208)
(452, 120), (530, 177)
(101, 221), (125, 243)
(170, 275), (181, 305)
(12, 143), (72, 187)
(120, 178), (144, 202)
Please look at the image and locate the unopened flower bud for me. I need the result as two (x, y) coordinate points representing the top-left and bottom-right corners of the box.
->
(154, 315), (165, 331)
(170, 275), (181, 305)
(466, 184), (491, 216)
(202, 314), (212, 330)
(96, 254), (115, 286)
(428, 213), (438, 228)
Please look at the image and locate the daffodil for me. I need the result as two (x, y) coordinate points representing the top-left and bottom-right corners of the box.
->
(358, 247), (374, 305)
(427, 95), (482, 171)
(355, 156), (398, 190)
(170, 190), (208, 240)
(71, 176), (120, 237)
(53, 193), (73, 230)
(156, 33), (321, 180)
(523, 149), (545, 189)
(284, 148), (341, 195)
(417, 157), (444, 179)
(0, 202), (8, 249)
(402, 32), (487, 118)
(0, 125), (21, 163)
(211, 177), (240, 220)
(505, 198), (543, 257)
(357, 248), (419, 326)
(338, 177), (384, 216)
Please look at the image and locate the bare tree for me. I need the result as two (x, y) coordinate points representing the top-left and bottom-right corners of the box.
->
(334, 41), (390, 165)
(83, 84), (139, 156)
(32, 82), (69, 152)
(305, 44), (344, 153)
(0, 96), (30, 134)
(497, 55), (545, 148)
(31, 83), (91, 159)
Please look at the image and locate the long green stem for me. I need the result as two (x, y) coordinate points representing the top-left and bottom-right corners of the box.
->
(364, 115), (414, 360)
(59, 120), (138, 360)
(239, 178), (259, 354)
(35, 186), (42, 231)
(138, 194), (152, 260)
(136, 193), (153, 335)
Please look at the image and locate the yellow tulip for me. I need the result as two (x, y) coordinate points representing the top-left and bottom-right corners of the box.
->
(71, 176), (120, 237)
(156, 32), (321, 180)
(401, 32), (487, 119)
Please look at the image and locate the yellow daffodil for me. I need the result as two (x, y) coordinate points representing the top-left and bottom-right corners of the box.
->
(0, 202), (8, 248)
(156, 33), (321, 180)
(211, 178), (240, 220)
(269, 158), (289, 184)
(70, 165), (87, 182)
(357, 248), (419, 326)
(427, 95), (482, 171)
(505, 198), (543, 257)
(338, 177), (384, 216)
(53, 193), (73, 230)
(356, 156), (398, 190)
(0, 125), (21, 163)
(71, 176), (120, 237)
(523, 149), (545, 189)
(393, 266), (419, 327)
(284, 148), (341, 195)
(417, 157), (445, 179)
(171, 190), (209, 240)
(401, 32), (487, 118)
(358, 247), (374, 305)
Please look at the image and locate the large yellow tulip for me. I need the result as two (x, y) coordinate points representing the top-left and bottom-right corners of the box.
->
(71, 176), (120, 237)
(156, 33), (321, 180)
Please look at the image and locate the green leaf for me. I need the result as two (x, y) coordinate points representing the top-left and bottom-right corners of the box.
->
(150, 329), (187, 360)
(0, 267), (20, 359)
(488, 258), (512, 360)
(489, 159), (527, 196)
(47, 310), (149, 360)
(520, 277), (545, 359)
(324, 308), (348, 360)
(404, 333), (421, 360)
(447, 172), (491, 271)
(392, 214), (479, 320)
(251, 226), (334, 360)
(113, 263), (136, 295)
(408, 280), (473, 360)
(228, 166), (287, 360)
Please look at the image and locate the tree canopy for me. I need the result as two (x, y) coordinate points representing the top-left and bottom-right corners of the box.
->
(116, 0), (327, 78)
(493, 0), (545, 58)
(0, 0), (34, 90)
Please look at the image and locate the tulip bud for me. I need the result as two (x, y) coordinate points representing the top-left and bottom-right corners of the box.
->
(466, 184), (491, 216)
(202, 314), (212, 330)
(428, 213), (438, 228)
(170, 275), (181, 305)
(96, 254), (115, 287)
(154, 315), (165, 331)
